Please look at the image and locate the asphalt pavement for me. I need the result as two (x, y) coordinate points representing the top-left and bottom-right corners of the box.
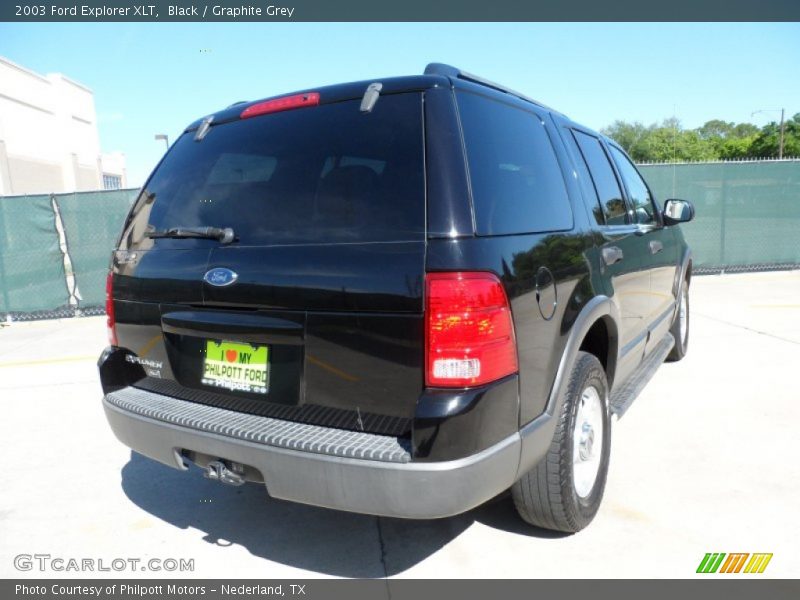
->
(1, 271), (798, 578)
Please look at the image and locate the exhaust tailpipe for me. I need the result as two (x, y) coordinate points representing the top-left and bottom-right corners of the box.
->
(203, 460), (245, 486)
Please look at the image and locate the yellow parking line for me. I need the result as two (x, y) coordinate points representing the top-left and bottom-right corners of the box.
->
(138, 333), (163, 357)
(306, 354), (359, 382)
(750, 304), (800, 309)
(0, 355), (96, 368)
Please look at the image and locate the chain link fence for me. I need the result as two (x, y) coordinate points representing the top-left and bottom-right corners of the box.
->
(0, 194), (69, 319)
(0, 189), (137, 321)
(1, 159), (798, 320)
(639, 159), (800, 274)
(56, 190), (139, 309)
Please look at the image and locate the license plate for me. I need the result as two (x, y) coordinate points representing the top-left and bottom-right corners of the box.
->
(202, 340), (269, 394)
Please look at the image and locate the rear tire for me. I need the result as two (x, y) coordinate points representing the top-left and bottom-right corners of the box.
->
(666, 282), (689, 362)
(512, 351), (611, 533)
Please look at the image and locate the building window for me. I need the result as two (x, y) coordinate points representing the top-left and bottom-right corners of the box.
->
(103, 174), (121, 190)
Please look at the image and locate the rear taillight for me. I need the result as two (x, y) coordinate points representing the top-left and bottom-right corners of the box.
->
(240, 92), (320, 119)
(105, 272), (117, 346)
(425, 272), (518, 388)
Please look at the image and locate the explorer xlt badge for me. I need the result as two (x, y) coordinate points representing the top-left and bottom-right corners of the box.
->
(98, 63), (694, 532)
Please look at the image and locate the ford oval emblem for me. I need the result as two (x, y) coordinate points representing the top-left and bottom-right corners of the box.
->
(204, 268), (238, 287)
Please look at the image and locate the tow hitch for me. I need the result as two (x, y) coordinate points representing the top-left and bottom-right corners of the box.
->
(203, 460), (245, 486)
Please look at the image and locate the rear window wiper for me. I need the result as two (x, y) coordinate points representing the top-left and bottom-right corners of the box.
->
(146, 226), (235, 244)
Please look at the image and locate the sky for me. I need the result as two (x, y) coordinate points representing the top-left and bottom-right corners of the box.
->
(1, 22), (798, 186)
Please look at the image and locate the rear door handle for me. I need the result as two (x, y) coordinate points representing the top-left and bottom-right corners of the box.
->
(602, 246), (624, 266)
(649, 240), (663, 254)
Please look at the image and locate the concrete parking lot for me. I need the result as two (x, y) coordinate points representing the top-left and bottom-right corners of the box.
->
(1, 271), (798, 579)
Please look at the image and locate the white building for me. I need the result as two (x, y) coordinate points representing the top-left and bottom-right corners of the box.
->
(0, 56), (127, 196)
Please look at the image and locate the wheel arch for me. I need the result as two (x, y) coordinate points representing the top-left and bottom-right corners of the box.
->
(578, 315), (619, 389)
(671, 247), (693, 325)
(516, 294), (620, 479)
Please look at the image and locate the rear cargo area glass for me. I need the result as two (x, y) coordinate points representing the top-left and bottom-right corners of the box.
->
(456, 90), (572, 236)
(138, 94), (424, 246)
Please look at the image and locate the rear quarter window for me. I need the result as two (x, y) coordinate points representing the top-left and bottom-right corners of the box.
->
(456, 91), (573, 236)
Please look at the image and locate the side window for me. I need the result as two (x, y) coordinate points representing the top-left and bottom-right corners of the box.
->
(609, 146), (656, 225)
(456, 91), (573, 235)
(564, 131), (604, 226)
(572, 131), (628, 226)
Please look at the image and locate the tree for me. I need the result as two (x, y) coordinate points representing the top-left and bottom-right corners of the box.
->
(697, 119), (758, 158)
(601, 121), (650, 161)
(601, 113), (797, 161)
(640, 120), (716, 162)
(717, 136), (758, 159)
(697, 119), (734, 140)
(732, 123), (759, 138)
(749, 113), (800, 158)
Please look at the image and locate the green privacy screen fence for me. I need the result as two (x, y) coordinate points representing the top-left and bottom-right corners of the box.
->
(0, 189), (137, 319)
(1, 160), (799, 318)
(639, 159), (800, 272)
(56, 190), (139, 307)
(0, 194), (68, 315)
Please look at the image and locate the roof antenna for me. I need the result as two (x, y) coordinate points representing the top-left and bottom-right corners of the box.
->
(194, 115), (214, 141)
(360, 82), (382, 113)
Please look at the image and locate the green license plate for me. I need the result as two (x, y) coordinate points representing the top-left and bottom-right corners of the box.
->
(202, 340), (269, 394)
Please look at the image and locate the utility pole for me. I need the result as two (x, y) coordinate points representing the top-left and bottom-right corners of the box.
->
(154, 134), (169, 151)
(751, 109), (786, 159)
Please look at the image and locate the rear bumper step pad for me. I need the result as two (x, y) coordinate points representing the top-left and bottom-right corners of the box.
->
(105, 386), (411, 463)
(102, 388), (521, 518)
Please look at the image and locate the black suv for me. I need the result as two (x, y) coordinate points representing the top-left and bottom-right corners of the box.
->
(99, 64), (694, 532)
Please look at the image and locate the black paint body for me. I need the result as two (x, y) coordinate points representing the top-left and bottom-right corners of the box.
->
(99, 73), (689, 463)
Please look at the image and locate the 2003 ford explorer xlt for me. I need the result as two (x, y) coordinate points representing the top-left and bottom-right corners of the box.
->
(99, 64), (695, 532)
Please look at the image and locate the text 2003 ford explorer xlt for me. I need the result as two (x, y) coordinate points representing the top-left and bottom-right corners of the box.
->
(99, 64), (694, 532)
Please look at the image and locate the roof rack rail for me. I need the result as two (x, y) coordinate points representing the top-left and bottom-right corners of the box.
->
(424, 63), (547, 109)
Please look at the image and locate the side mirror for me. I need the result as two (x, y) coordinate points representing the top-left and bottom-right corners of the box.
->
(663, 199), (695, 225)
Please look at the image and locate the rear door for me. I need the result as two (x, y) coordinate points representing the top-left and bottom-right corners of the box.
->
(607, 144), (679, 352)
(569, 129), (651, 379)
(113, 93), (426, 435)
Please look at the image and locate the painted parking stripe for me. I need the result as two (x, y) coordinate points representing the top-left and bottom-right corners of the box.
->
(0, 355), (96, 368)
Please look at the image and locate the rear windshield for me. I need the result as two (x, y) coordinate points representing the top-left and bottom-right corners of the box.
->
(129, 93), (424, 246)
